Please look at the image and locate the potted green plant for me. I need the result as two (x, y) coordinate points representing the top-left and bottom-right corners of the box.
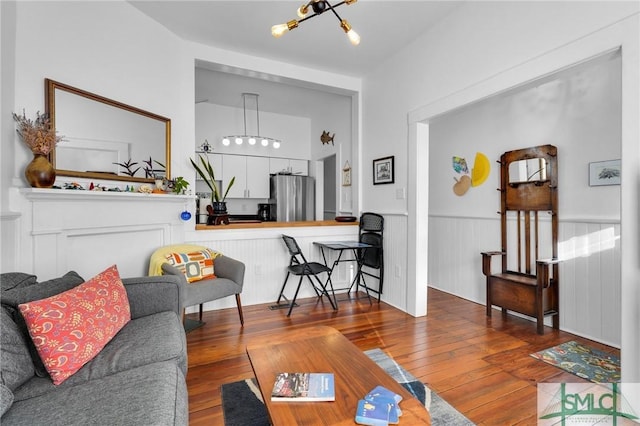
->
(190, 155), (235, 214)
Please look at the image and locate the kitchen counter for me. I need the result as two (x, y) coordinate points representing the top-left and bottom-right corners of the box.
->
(195, 219), (358, 230)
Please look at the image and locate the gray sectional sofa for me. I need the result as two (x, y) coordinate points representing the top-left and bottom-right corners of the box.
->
(0, 271), (188, 426)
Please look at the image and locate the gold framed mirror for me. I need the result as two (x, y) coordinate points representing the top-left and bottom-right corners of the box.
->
(45, 79), (171, 183)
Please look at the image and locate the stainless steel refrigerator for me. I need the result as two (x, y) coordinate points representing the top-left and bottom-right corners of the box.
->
(269, 174), (315, 222)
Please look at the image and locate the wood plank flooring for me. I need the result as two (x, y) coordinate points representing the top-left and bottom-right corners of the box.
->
(185, 288), (619, 425)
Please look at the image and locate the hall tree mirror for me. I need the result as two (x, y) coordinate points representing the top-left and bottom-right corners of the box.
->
(45, 79), (171, 183)
(508, 158), (548, 184)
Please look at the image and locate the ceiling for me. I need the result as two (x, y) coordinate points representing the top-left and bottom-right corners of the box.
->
(129, 1), (464, 78)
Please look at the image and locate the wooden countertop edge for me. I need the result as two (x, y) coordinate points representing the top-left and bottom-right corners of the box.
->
(195, 220), (358, 230)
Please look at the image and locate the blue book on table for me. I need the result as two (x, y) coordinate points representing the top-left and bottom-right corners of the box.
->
(355, 399), (392, 426)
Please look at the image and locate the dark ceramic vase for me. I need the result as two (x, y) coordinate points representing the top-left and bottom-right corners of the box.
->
(25, 154), (56, 188)
(212, 201), (227, 214)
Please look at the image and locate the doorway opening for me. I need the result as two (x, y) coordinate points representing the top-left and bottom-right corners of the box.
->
(323, 154), (337, 219)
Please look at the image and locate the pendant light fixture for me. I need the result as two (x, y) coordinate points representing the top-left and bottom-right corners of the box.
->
(221, 93), (281, 149)
(272, 0), (360, 46)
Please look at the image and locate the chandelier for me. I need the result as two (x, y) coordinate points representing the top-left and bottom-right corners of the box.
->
(272, 0), (360, 46)
(221, 93), (281, 149)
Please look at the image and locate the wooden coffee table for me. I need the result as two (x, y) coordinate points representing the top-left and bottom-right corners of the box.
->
(246, 326), (430, 425)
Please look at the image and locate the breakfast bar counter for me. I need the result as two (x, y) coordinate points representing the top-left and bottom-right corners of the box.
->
(184, 220), (360, 310)
(195, 220), (357, 231)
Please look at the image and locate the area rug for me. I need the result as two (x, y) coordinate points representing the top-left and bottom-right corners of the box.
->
(183, 318), (204, 333)
(221, 348), (474, 426)
(530, 340), (621, 383)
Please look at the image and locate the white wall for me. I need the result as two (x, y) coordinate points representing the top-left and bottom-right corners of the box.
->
(3, 1), (194, 277)
(426, 52), (623, 346)
(4, 0), (640, 395)
(2, 1), (361, 277)
(10, 2), (194, 186)
(429, 51), (621, 221)
(361, 0), (639, 399)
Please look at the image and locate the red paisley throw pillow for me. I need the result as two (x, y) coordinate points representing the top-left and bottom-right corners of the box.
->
(18, 265), (131, 385)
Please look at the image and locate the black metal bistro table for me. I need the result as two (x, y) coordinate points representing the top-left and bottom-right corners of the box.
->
(312, 240), (381, 303)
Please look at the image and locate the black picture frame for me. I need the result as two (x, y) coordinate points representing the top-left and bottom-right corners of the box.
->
(373, 156), (394, 185)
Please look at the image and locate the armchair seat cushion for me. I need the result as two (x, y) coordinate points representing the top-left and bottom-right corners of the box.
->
(182, 277), (241, 308)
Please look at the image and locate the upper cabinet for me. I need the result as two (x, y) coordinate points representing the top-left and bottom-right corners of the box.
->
(195, 152), (308, 199)
(269, 158), (308, 176)
(223, 155), (270, 199)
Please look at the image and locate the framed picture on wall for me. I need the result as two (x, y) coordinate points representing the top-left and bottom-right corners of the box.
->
(589, 159), (621, 186)
(373, 156), (394, 185)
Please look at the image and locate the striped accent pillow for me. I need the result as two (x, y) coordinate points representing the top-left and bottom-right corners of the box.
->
(165, 249), (217, 283)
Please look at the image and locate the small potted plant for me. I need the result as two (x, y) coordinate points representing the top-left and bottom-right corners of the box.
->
(190, 155), (235, 214)
(170, 177), (190, 195)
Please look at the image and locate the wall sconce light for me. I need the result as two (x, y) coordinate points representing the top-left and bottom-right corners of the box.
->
(272, 0), (360, 46)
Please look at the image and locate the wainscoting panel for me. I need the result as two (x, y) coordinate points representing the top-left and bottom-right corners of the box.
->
(185, 226), (361, 312)
(428, 215), (621, 347)
(185, 215), (412, 314)
(1, 212), (21, 272)
(377, 214), (409, 311)
(18, 189), (190, 281)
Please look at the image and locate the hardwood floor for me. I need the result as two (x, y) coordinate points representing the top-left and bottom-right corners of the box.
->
(185, 288), (619, 425)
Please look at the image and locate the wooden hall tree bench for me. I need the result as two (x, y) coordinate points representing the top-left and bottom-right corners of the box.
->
(481, 145), (560, 334)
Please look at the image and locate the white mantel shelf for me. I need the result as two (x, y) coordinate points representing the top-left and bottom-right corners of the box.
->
(20, 187), (194, 202)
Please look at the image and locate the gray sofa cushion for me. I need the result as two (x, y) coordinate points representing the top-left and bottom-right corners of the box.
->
(13, 311), (186, 401)
(0, 309), (35, 391)
(0, 383), (14, 417)
(0, 273), (37, 292)
(3, 361), (188, 426)
(1, 271), (85, 377)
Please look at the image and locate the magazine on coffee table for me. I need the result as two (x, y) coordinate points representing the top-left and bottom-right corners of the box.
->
(271, 373), (335, 402)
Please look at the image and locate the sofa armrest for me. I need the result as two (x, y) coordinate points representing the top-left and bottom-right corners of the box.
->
(213, 255), (245, 289)
(122, 275), (184, 319)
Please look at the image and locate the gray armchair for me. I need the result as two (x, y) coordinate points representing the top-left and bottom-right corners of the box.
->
(149, 245), (245, 330)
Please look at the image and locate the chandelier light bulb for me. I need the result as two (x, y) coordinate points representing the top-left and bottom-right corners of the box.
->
(222, 137), (230, 146)
(248, 137), (256, 145)
(297, 4), (309, 18)
(347, 28), (360, 46)
(271, 23), (288, 38)
(271, 20), (298, 38)
(340, 20), (360, 46)
(273, 141), (281, 149)
(261, 139), (269, 147)
(235, 137), (243, 145)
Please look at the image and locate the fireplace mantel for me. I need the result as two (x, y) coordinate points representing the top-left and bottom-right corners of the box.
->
(17, 187), (194, 280)
(20, 187), (193, 202)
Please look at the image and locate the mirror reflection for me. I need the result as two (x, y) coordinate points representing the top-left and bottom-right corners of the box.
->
(508, 158), (548, 183)
(46, 79), (171, 183)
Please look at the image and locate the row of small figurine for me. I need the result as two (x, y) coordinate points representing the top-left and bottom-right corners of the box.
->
(59, 182), (155, 193)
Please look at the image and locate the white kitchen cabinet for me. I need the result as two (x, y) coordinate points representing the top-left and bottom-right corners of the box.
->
(289, 159), (308, 175)
(223, 154), (270, 199)
(269, 158), (308, 175)
(269, 158), (289, 175)
(194, 152), (222, 181)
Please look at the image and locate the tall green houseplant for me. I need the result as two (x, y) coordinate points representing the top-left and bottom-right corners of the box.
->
(190, 155), (235, 212)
